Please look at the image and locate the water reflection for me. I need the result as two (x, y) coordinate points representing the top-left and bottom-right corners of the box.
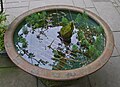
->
(14, 10), (105, 70)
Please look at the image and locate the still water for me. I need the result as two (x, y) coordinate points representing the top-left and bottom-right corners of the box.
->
(14, 9), (105, 70)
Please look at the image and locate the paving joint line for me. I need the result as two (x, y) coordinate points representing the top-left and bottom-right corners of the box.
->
(5, 0), (29, 4)
(72, 0), (75, 7)
(86, 6), (95, 8)
(28, 0), (30, 10)
(114, 6), (120, 15)
(83, 0), (87, 8)
(5, 6), (29, 9)
(111, 55), (120, 57)
(112, 3), (119, 7)
(4, 1), (20, 4)
(90, 0), (100, 16)
(110, 0), (120, 15)
(87, 75), (93, 87)
(36, 77), (39, 87)
(112, 31), (120, 32)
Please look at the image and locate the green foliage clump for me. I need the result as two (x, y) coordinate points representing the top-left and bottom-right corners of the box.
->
(26, 11), (47, 29)
(61, 17), (69, 26)
(52, 11), (105, 70)
(0, 13), (8, 51)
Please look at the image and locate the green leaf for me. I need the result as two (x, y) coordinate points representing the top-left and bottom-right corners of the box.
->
(17, 35), (28, 48)
(22, 42), (27, 48)
(41, 11), (47, 17)
(26, 12), (47, 29)
(96, 26), (104, 34)
(0, 13), (7, 23)
(82, 11), (88, 21)
(53, 50), (59, 56)
(94, 35), (104, 51)
(77, 30), (84, 41)
(81, 11), (89, 26)
(88, 45), (96, 57)
(61, 17), (69, 26)
(88, 45), (95, 52)
(81, 39), (90, 46)
(0, 13), (7, 51)
(75, 13), (82, 24)
(72, 44), (78, 51)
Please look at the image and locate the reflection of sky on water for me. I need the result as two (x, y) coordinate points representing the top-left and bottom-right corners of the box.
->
(18, 25), (64, 69)
(14, 10), (105, 70)
(16, 25), (79, 70)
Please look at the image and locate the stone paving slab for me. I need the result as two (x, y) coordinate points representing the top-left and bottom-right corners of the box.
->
(115, 0), (120, 6)
(84, 0), (94, 8)
(112, 32), (120, 56)
(0, 67), (37, 87)
(112, 47), (119, 57)
(86, 7), (99, 16)
(112, 2), (119, 7)
(5, 0), (21, 3)
(93, 0), (110, 2)
(89, 56), (120, 87)
(93, 2), (120, 31)
(0, 55), (16, 67)
(38, 79), (46, 87)
(29, 0), (48, 10)
(72, 0), (85, 8)
(116, 7), (120, 13)
(4, 1), (29, 9)
(65, 77), (91, 87)
(5, 0), (29, 3)
(110, 0), (115, 3)
(5, 7), (28, 23)
(38, 76), (91, 87)
(29, 0), (73, 10)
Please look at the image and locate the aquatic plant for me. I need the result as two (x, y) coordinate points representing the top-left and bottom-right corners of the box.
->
(14, 10), (105, 70)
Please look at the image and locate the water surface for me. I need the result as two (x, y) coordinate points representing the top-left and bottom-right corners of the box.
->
(14, 9), (105, 70)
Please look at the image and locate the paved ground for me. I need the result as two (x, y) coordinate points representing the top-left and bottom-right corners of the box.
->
(0, 0), (120, 87)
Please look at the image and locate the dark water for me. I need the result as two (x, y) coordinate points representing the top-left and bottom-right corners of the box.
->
(14, 9), (105, 70)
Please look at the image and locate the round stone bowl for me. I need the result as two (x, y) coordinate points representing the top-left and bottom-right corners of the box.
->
(4, 5), (114, 82)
